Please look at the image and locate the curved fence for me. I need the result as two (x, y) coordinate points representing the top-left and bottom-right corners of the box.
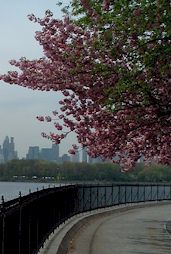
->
(0, 183), (171, 254)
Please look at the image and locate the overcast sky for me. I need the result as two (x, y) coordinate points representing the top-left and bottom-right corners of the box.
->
(0, 0), (75, 158)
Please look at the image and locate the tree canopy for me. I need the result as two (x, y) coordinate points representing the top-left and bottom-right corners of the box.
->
(0, 0), (171, 170)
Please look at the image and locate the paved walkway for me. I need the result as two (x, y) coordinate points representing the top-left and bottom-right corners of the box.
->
(39, 202), (171, 254)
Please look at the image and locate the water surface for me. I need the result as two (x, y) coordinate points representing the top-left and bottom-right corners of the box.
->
(0, 181), (60, 201)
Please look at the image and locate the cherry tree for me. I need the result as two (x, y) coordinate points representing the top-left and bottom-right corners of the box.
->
(0, 0), (170, 170)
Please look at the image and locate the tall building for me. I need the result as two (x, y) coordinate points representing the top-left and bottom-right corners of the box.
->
(26, 146), (40, 160)
(62, 154), (70, 163)
(51, 144), (59, 161)
(2, 136), (18, 162)
(3, 136), (10, 162)
(40, 144), (60, 162)
(72, 151), (80, 163)
(40, 148), (52, 161)
(82, 147), (88, 163)
(10, 137), (15, 153)
(0, 146), (4, 163)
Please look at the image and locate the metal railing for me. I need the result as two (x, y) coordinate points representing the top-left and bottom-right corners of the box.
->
(0, 183), (171, 254)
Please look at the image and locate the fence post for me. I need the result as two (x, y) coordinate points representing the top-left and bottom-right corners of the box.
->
(111, 185), (114, 205)
(137, 185), (139, 202)
(105, 185), (107, 207)
(36, 219), (39, 252)
(118, 185), (120, 204)
(28, 216), (31, 254)
(151, 185), (153, 201)
(97, 185), (99, 209)
(131, 186), (133, 203)
(1, 196), (5, 254)
(125, 185), (127, 204)
(18, 192), (22, 254)
(164, 184), (166, 200)
(83, 186), (85, 212)
(89, 186), (92, 211)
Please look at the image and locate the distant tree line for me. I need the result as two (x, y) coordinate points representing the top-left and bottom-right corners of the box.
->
(0, 160), (171, 183)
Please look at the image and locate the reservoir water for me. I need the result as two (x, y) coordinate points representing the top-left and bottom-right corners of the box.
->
(0, 181), (61, 201)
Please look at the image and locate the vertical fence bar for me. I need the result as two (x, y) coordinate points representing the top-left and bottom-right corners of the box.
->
(18, 192), (22, 254)
(131, 186), (133, 203)
(143, 185), (145, 202)
(36, 220), (39, 252)
(118, 185), (120, 204)
(2, 214), (5, 254)
(1, 196), (5, 254)
(112, 185), (114, 205)
(137, 185), (139, 202)
(97, 185), (99, 208)
(28, 217), (31, 254)
(125, 185), (127, 204)
(83, 186), (85, 212)
(89, 186), (92, 211)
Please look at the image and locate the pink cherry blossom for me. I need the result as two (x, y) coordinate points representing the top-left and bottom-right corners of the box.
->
(0, 1), (170, 171)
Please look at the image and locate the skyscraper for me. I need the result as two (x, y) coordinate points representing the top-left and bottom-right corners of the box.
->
(61, 154), (70, 163)
(51, 144), (59, 161)
(39, 144), (60, 162)
(72, 151), (80, 162)
(26, 146), (40, 160)
(3, 136), (9, 162)
(82, 147), (88, 163)
(2, 136), (18, 162)
(0, 145), (4, 163)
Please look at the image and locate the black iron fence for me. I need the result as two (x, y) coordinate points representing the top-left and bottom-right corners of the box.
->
(0, 183), (171, 254)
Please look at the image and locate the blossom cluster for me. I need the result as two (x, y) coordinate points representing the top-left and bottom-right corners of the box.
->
(0, 0), (170, 170)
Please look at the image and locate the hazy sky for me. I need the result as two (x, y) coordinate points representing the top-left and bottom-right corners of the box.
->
(0, 0), (75, 158)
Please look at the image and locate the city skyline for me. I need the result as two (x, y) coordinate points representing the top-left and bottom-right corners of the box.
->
(0, 135), (103, 164)
(0, 0), (74, 158)
(0, 135), (72, 160)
